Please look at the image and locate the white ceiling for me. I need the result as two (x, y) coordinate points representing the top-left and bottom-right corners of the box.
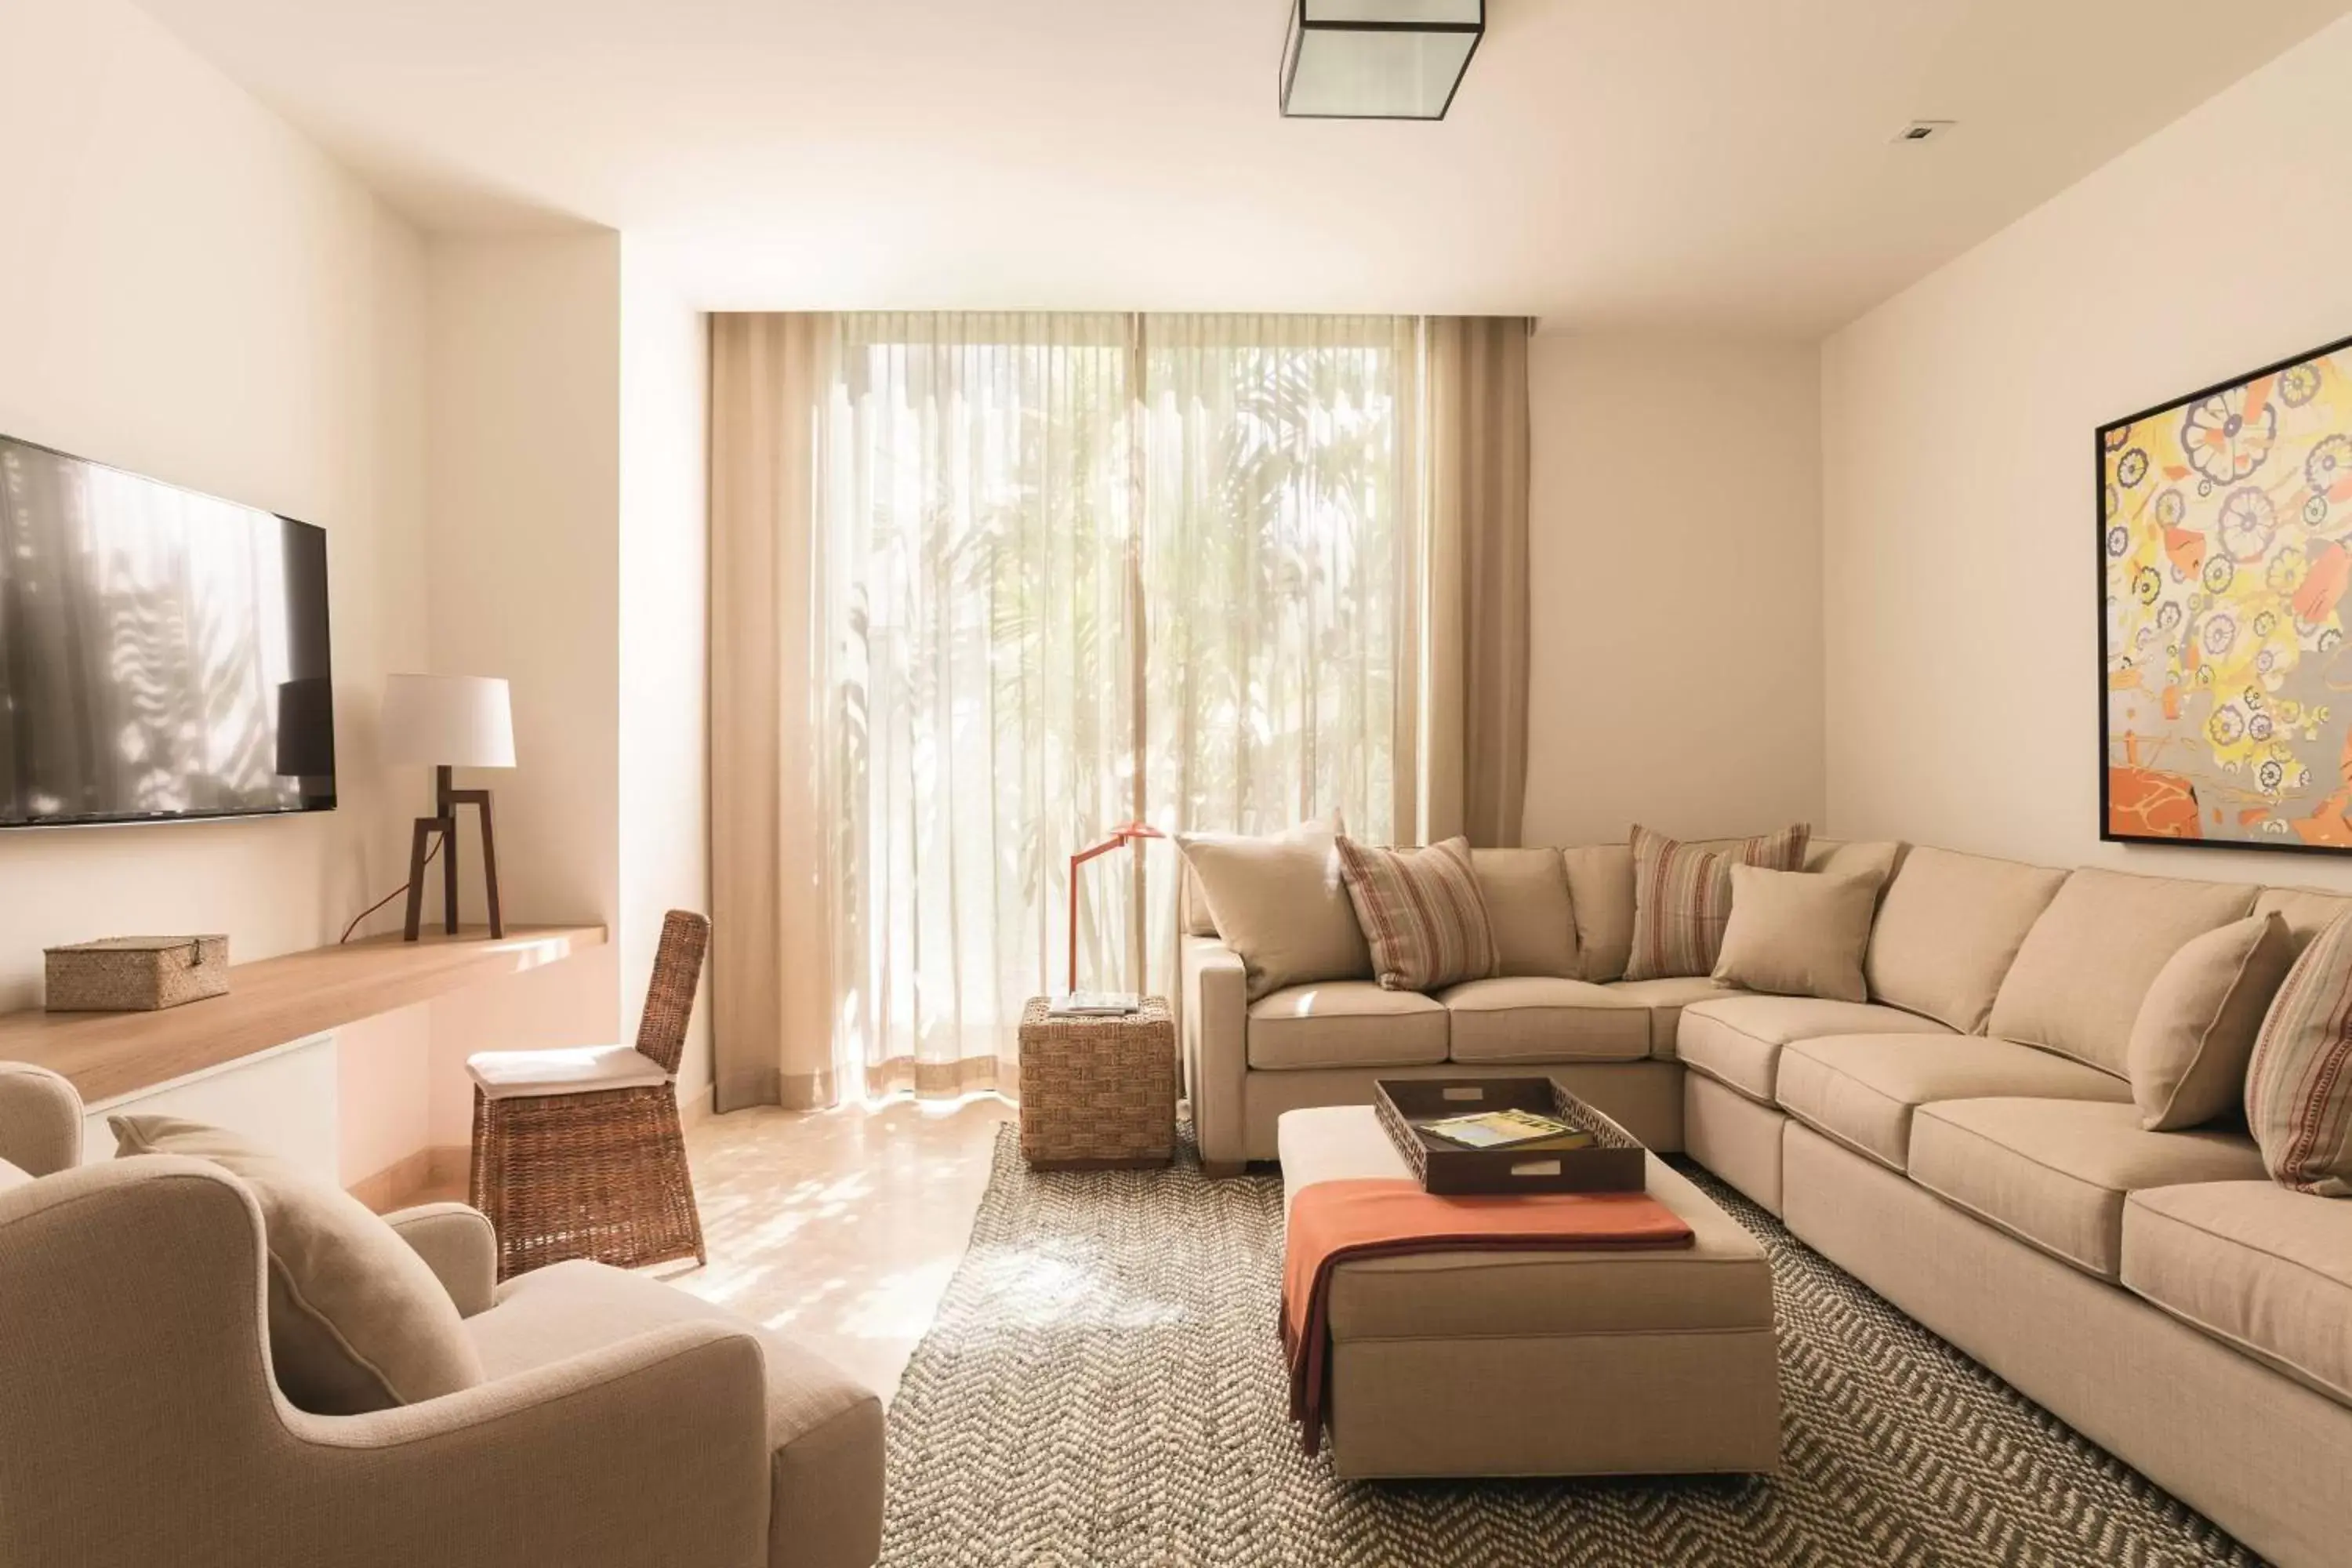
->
(133, 0), (2351, 334)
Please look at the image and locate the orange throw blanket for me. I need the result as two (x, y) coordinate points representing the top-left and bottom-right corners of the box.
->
(1280, 1177), (1697, 1456)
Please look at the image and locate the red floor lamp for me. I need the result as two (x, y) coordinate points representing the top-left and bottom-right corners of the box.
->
(1066, 820), (1163, 998)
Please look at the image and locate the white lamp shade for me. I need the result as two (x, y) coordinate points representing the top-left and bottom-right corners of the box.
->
(381, 674), (516, 768)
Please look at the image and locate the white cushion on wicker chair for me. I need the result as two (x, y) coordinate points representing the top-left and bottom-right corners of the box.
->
(466, 1044), (672, 1099)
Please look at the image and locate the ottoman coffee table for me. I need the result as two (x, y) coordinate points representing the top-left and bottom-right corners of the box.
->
(1278, 1104), (1780, 1479)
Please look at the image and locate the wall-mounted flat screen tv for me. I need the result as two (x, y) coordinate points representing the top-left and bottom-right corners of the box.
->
(0, 434), (334, 827)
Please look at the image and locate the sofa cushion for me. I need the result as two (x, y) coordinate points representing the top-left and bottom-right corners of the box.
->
(1469, 848), (1579, 979)
(1774, 1035), (2131, 1171)
(1562, 843), (1635, 983)
(1987, 869), (2257, 1077)
(1177, 821), (1370, 1000)
(1908, 1098), (2267, 1280)
(1624, 822), (1811, 982)
(0, 1062), (82, 1178)
(109, 1115), (485, 1414)
(1438, 977), (1653, 1064)
(2245, 910), (2352, 1196)
(1336, 835), (1498, 992)
(1604, 975), (1745, 1059)
(2253, 887), (2352, 951)
(1246, 982), (1448, 1071)
(2129, 912), (2296, 1131)
(477, 1260), (885, 1568)
(1804, 837), (1904, 890)
(1712, 866), (1880, 1003)
(1276, 1105), (1771, 1341)
(1679, 996), (1953, 1105)
(2122, 1181), (2352, 1408)
(1865, 847), (2067, 1033)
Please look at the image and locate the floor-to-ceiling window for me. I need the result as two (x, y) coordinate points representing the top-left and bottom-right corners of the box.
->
(707, 311), (1525, 1112)
(816, 313), (1419, 1098)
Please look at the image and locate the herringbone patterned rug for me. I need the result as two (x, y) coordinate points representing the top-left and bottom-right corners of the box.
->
(880, 1127), (2258, 1566)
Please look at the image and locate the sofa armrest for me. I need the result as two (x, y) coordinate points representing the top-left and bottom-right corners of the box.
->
(383, 1202), (498, 1317)
(0, 1062), (82, 1177)
(1181, 936), (1250, 1172)
(285, 1322), (773, 1568)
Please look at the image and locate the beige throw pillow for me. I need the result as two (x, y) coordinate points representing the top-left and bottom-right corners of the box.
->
(1175, 820), (1372, 1000)
(2129, 913), (2295, 1131)
(1624, 822), (1811, 981)
(0, 1155), (28, 1194)
(1711, 867), (1880, 1003)
(111, 1116), (485, 1413)
(1335, 836), (1499, 991)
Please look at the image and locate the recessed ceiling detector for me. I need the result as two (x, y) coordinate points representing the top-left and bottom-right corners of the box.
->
(1893, 119), (1957, 145)
(1279, 1), (1485, 122)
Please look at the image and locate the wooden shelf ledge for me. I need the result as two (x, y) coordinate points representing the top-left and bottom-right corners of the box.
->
(0, 924), (607, 1105)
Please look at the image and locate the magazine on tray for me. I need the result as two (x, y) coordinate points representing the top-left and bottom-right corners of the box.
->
(1417, 1108), (1597, 1152)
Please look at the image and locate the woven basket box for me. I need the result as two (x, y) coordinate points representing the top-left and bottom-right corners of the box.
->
(1016, 996), (1176, 1170)
(45, 935), (230, 1012)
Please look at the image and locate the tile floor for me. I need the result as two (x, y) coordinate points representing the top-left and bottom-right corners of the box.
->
(655, 1096), (1013, 1401)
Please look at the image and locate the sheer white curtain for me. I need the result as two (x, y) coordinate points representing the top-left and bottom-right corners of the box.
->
(710, 311), (1508, 1107)
(825, 313), (1420, 1098)
(1138, 314), (1420, 837)
(1135, 314), (1421, 1003)
(819, 314), (1137, 1098)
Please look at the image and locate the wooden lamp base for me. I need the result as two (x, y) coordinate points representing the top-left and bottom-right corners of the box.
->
(404, 764), (504, 941)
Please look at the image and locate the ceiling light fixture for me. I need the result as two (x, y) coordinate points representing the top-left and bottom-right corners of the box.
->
(1279, 1), (1485, 122)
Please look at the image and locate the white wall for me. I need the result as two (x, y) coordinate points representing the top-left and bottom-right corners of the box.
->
(0, 5), (710, 1179)
(0, 0), (436, 1178)
(1822, 13), (2352, 888)
(619, 246), (713, 1107)
(421, 234), (626, 1146)
(1522, 331), (1825, 848)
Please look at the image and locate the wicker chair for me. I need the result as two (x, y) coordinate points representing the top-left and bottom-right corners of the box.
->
(467, 909), (710, 1281)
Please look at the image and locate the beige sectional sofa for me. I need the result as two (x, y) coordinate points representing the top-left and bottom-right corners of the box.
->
(1179, 837), (2352, 1568)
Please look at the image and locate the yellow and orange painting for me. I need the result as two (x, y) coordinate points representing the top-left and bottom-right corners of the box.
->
(2105, 339), (2352, 849)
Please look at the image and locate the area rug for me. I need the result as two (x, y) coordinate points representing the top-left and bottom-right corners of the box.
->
(879, 1128), (2256, 1566)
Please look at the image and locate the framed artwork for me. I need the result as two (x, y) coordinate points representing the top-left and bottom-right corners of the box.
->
(2102, 332), (2352, 852)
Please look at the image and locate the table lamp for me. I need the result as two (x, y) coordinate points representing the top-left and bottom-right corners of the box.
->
(381, 674), (515, 942)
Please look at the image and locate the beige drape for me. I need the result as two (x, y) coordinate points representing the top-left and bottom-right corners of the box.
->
(1419, 318), (1532, 848)
(708, 314), (839, 1112)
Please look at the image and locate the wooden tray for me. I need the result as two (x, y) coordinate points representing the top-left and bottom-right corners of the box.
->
(1374, 1076), (1648, 1196)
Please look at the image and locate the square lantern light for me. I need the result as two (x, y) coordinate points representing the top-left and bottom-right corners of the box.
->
(1279, 0), (1485, 121)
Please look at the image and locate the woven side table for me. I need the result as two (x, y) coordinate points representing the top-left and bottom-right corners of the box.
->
(1017, 996), (1176, 1170)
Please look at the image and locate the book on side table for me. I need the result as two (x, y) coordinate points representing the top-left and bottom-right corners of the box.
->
(1047, 990), (1140, 1016)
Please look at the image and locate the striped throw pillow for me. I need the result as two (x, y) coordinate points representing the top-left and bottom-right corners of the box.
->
(1334, 836), (1498, 992)
(2245, 911), (2352, 1196)
(1624, 822), (1812, 982)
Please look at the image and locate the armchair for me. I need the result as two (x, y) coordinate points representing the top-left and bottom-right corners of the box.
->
(0, 1064), (884, 1568)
